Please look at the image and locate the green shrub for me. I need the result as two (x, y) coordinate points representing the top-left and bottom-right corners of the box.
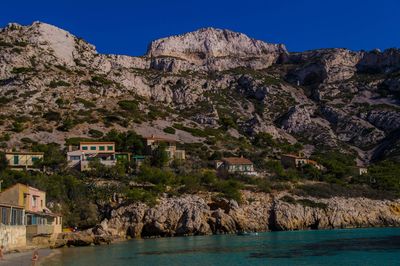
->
(11, 121), (24, 132)
(91, 75), (113, 86)
(219, 116), (237, 129)
(0, 41), (13, 47)
(125, 188), (157, 206)
(76, 98), (96, 108)
(11, 67), (34, 74)
(163, 127), (176, 134)
(280, 195), (296, 204)
(311, 150), (356, 179)
(297, 198), (328, 209)
(214, 179), (243, 203)
(88, 129), (103, 138)
(43, 111), (61, 122)
(48, 80), (71, 88)
(57, 118), (76, 132)
(82, 75), (113, 87)
(118, 100), (139, 113)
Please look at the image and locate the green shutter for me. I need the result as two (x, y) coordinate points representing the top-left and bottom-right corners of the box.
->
(90, 146), (96, 150)
(99, 146), (105, 151)
(82, 146), (88, 150)
(13, 155), (19, 165)
(107, 146), (113, 151)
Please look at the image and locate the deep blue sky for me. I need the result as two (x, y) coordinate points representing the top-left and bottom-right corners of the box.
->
(1, 0), (398, 56)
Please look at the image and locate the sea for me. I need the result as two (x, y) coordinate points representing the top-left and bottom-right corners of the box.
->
(44, 227), (400, 266)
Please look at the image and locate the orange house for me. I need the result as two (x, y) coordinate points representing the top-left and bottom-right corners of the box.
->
(0, 183), (62, 237)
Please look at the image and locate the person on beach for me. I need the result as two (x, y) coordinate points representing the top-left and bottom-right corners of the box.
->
(31, 250), (39, 265)
(0, 245), (4, 260)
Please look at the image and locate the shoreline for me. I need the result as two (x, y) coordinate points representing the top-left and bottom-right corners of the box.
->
(0, 248), (55, 266)
(26, 227), (400, 265)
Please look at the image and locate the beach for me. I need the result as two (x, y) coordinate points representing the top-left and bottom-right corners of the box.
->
(0, 248), (55, 266)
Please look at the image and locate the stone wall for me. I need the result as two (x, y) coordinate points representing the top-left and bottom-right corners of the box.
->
(0, 225), (26, 250)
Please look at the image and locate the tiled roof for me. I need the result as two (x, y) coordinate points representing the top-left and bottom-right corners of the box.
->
(145, 135), (176, 142)
(281, 154), (301, 159)
(222, 157), (253, 165)
(80, 142), (115, 145)
(5, 151), (44, 155)
(0, 202), (24, 209)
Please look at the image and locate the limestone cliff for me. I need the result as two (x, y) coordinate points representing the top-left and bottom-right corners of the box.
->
(89, 191), (400, 240)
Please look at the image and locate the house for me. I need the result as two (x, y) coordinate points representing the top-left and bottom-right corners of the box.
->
(215, 156), (258, 176)
(0, 183), (62, 241)
(0, 203), (26, 249)
(5, 151), (44, 171)
(281, 154), (324, 170)
(67, 142), (117, 171)
(145, 135), (186, 160)
(352, 166), (368, 176)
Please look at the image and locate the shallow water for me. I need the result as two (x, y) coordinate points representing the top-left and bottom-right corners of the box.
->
(44, 228), (400, 266)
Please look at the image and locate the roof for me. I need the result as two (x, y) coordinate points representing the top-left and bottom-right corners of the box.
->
(222, 157), (253, 165)
(0, 183), (45, 195)
(145, 135), (176, 142)
(0, 202), (24, 209)
(5, 151), (44, 155)
(281, 154), (301, 159)
(67, 150), (83, 156)
(79, 142), (115, 145)
(306, 159), (319, 165)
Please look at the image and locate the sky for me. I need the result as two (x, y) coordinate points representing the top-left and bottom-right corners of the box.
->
(0, 0), (398, 56)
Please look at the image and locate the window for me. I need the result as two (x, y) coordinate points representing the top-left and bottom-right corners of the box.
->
(13, 155), (19, 165)
(1, 207), (8, 225)
(70, 156), (80, 161)
(107, 146), (113, 151)
(90, 146), (96, 151)
(32, 196), (37, 207)
(11, 209), (17, 225)
(32, 157), (39, 162)
(82, 146), (88, 150)
(10, 209), (23, 225)
(99, 146), (105, 151)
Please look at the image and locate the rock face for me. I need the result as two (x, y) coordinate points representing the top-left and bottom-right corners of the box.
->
(288, 49), (363, 85)
(147, 28), (287, 71)
(92, 192), (400, 239)
(0, 21), (399, 163)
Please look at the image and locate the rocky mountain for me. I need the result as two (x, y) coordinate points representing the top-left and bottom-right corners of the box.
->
(0, 21), (399, 164)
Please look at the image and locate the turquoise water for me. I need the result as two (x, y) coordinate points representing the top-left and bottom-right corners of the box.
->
(46, 228), (400, 266)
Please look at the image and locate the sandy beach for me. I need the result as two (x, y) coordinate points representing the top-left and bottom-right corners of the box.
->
(0, 248), (55, 266)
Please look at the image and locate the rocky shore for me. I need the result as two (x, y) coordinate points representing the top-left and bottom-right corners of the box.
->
(55, 191), (400, 247)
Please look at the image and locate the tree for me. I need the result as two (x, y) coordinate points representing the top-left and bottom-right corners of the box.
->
(103, 130), (145, 154)
(151, 143), (169, 168)
(0, 152), (7, 171)
(32, 143), (67, 171)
